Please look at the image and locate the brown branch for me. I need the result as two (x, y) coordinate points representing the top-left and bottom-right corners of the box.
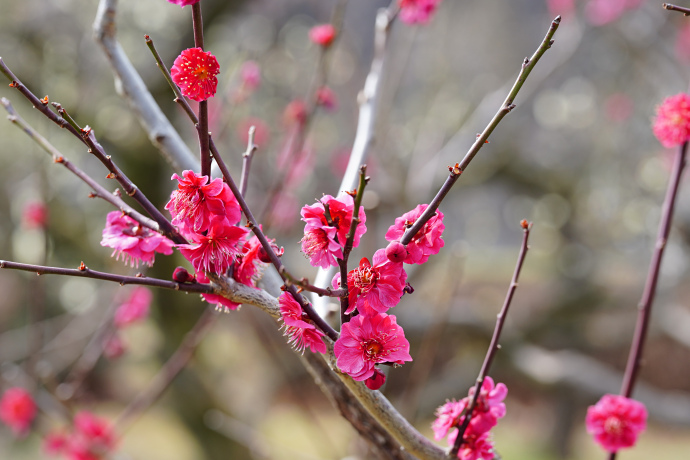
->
(663, 3), (690, 15)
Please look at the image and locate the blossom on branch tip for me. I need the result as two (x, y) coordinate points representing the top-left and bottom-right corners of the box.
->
(300, 193), (367, 268)
(334, 249), (407, 315)
(652, 93), (690, 148)
(309, 24), (336, 47)
(431, 399), (467, 441)
(398, 0), (443, 25)
(585, 394), (647, 453)
(171, 47), (220, 102)
(334, 313), (412, 381)
(100, 212), (174, 267)
(465, 376), (508, 434)
(385, 204), (444, 264)
(279, 292), (327, 354)
(0, 388), (36, 437)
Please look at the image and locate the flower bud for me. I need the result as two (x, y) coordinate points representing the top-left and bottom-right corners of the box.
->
(172, 266), (196, 283)
(385, 241), (407, 263)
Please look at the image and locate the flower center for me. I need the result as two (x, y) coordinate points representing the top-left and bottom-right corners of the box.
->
(353, 265), (378, 292)
(301, 230), (328, 257)
(123, 224), (147, 237)
(194, 65), (210, 80)
(604, 416), (623, 435)
(363, 340), (383, 359)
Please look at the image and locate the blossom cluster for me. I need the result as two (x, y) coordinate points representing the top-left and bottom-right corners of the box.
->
(297, 197), (445, 388)
(44, 411), (116, 460)
(431, 377), (507, 460)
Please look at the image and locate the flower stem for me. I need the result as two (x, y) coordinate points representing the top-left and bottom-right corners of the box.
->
(450, 221), (532, 458)
(663, 3), (690, 15)
(400, 16), (561, 248)
(240, 125), (258, 198)
(191, 2), (211, 176)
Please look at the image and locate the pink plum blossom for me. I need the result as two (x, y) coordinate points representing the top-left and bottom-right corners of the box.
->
(432, 399), (467, 441)
(170, 48), (219, 102)
(177, 216), (248, 275)
(166, 170), (241, 235)
(0, 387), (36, 437)
(166, 0), (199, 6)
(334, 249), (407, 315)
(301, 193), (366, 268)
(398, 0), (443, 24)
(385, 204), (444, 265)
(309, 24), (336, 47)
(279, 292), (327, 354)
(652, 93), (690, 148)
(334, 313), (412, 381)
(233, 234), (270, 288)
(240, 61), (261, 91)
(465, 377), (508, 434)
(100, 212), (174, 267)
(196, 272), (240, 312)
(23, 201), (48, 229)
(586, 394), (647, 453)
(113, 287), (153, 328)
(316, 86), (337, 111)
(447, 430), (496, 460)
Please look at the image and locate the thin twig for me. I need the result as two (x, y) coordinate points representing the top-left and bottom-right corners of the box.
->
(93, 0), (196, 171)
(240, 125), (257, 198)
(1, 98), (161, 233)
(663, 3), (690, 15)
(279, 267), (345, 298)
(0, 260), (213, 294)
(450, 221), (532, 458)
(0, 61), (186, 244)
(400, 16), (561, 247)
(191, 2), (211, 177)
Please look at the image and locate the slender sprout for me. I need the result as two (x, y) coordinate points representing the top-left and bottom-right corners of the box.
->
(400, 16), (561, 248)
(0, 61), (186, 244)
(0, 260), (213, 294)
(145, 35), (197, 122)
(450, 221), (532, 458)
(1, 98), (161, 233)
(279, 267), (345, 298)
(191, 2), (211, 177)
(663, 3), (690, 15)
(337, 165), (369, 325)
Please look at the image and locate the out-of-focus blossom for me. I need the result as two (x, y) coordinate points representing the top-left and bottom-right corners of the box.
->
(171, 47), (220, 102)
(385, 204), (444, 265)
(113, 287), (152, 328)
(334, 249), (406, 315)
(283, 99), (308, 125)
(586, 394), (647, 453)
(399, 0), (443, 24)
(316, 86), (338, 111)
(675, 23), (690, 64)
(240, 61), (261, 90)
(279, 292), (327, 354)
(22, 201), (48, 229)
(103, 333), (126, 360)
(165, 0), (199, 6)
(237, 118), (270, 147)
(604, 93), (634, 122)
(584, 0), (642, 26)
(301, 194), (367, 268)
(0, 387), (36, 437)
(177, 216), (248, 275)
(546, 0), (576, 18)
(43, 430), (68, 455)
(309, 24), (336, 47)
(100, 212), (174, 267)
(166, 170), (241, 235)
(334, 313), (412, 381)
(652, 93), (690, 148)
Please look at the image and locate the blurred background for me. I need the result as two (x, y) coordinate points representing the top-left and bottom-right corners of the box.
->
(1, 0), (690, 459)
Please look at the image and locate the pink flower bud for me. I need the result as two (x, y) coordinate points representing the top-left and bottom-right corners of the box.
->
(365, 368), (386, 390)
(172, 266), (196, 283)
(385, 241), (407, 263)
(309, 24), (336, 47)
